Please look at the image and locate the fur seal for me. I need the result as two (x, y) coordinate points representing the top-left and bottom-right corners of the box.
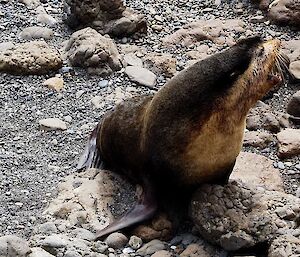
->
(77, 36), (288, 239)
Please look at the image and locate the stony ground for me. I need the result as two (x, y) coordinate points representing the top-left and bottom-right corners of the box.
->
(0, 0), (299, 246)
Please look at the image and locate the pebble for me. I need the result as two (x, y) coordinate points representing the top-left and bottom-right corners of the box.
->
(92, 241), (109, 253)
(105, 232), (128, 249)
(39, 118), (67, 131)
(43, 77), (64, 92)
(29, 247), (56, 257)
(125, 66), (157, 88)
(41, 235), (68, 248)
(128, 235), (143, 250)
(137, 240), (166, 256)
(98, 80), (109, 88)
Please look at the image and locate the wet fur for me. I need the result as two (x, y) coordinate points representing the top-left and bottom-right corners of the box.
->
(78, 36), (282, 239)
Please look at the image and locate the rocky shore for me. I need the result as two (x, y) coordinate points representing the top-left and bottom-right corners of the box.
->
(0, 0), (299, 256)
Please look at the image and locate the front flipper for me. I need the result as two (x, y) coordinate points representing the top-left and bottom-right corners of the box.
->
(94, 181), (157, 240)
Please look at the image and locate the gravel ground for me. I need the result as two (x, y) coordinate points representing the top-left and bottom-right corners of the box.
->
(0, 0), (299, 239)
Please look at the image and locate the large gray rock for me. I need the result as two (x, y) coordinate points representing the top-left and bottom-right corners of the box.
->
(0, 235), (31, 257)
(65, 27), (122, 76)
(0, 41), (62, 75)
(162, 19), (245, 47)
(43, 169), (120, 233)
(268, 0), (300, 28)
(190, 181), (300, 251)
(231, 152), (284, 192)
(64, 0), (147, 37)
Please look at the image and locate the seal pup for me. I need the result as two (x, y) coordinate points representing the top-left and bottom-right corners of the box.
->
(77, 36), (288, 239)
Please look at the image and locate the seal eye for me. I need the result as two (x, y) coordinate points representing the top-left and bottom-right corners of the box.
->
(257, 47), (264, 57)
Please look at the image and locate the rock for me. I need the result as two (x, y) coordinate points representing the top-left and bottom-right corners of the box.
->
(71, 228), (95, 241)
(65, 27), (122, 76)
(43, 77), (64, 92)
(268, 0), (300, 28)
(20, 26), (53, 40)
(37, 13), (57, 26)
(287, 90), (300, 117)
(243, 131), (273, 148)
(124, 53), (143, 67)
(0, 41), (62, 75)
(231, 152), (284, 192)
(43, 169), (122, 233)
(162, 19), (245, 47)
(0, 235), (31, 257)
(41, 235), (68, 248)
(190, 181), (300, 251)
(277, 129), (300, 158)
(132, 214), (173, 241)
(137, 240), (166, 256)
(39, 118), (67, 131)
(269, 235), (300, 257)
(180, 243), (220, 257)
(125, 66), (157, 88)
(246, 115), (261, 130)
(37, 222), (58, 235)
(105, 232), (128, 249)
(128, 235), (143, 250)
(20, 0), (40, 8)
(290, 60), (300, 79)
(92, 241), (109, 253)
(28, 247), (55, 257)
(64, 0), (147, 37)
(151, 250), (173, 257)
(262, 112), (280, 133)
(144, 53), (177, 77)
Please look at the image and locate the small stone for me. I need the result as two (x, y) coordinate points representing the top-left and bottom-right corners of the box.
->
(287, 90), (300, 117)
(277, 162), (285, 170)
(39, 118), (67, 131)
(0, 235), (31, 257)
(125, 66), (157, 88)
(105, 232), (128, 249)
(38, 222), (58, 235)
(20, 26), (53, 40)
(151, 250), (173, 257)
(43, 77), (64, 92)
(92, 241), (109, 253)
(72, 228), (95, 241)
(290, 61), (300, 80)
(250, 15), (266, 23)
(41, 235), (68, 248)
(98, 80), (109, 88)
(28, 247), (55, 257)
(37, 13), (57, 26)
(277, 129), (300, 159)
(64, 250), (81, 257)
(137, 240), (166, 256)
(124, 53), (143, 67)
(129, 235), (143, 250)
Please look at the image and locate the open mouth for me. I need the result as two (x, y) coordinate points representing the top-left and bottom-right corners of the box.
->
(268, 51), (291, 85)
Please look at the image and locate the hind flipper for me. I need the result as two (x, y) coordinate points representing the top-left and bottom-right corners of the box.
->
(77, 123), (103, 170)
(94, 181), (157, 240)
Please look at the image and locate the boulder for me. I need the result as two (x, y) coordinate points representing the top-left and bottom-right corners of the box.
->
(268, 0), (300, 28)
(0, 41), (62, 75)
(65, 27), (122, 76)
(190, 181), (300, 251)
(64, 0), (147, 37)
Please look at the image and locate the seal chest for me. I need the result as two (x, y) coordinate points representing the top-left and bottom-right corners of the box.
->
(183, 113), (246, 184)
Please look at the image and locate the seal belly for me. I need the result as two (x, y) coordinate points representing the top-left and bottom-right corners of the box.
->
(181, 115), (246, 185)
